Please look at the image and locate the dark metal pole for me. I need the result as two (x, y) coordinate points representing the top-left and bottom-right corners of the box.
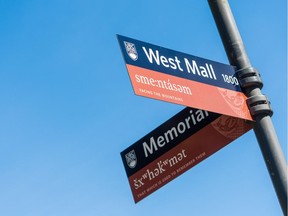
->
(208, 0), (287, 215)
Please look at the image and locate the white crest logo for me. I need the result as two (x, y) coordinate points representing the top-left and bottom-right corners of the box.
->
(125, 150), (137, 168)
(124, 41), (138, 61)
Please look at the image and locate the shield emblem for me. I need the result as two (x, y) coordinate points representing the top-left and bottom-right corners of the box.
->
(125, 149), (137, 168)
(124, 41), (138, 61)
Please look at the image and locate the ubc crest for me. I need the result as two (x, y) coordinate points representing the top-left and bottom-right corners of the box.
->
(125, 149), (137, 168)
(124, 41), (138, 61)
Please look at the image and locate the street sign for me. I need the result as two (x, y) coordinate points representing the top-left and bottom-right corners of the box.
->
(117, 35), (252, 121)
(121, 107), (252, 203)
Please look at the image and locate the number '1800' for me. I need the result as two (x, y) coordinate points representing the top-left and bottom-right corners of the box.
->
(221, 74), (239, 86)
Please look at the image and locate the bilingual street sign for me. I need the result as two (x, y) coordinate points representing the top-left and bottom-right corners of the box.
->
(117, 35), (252, 121)
(118, 35), (253, 203)
(121, 107), (252, 203)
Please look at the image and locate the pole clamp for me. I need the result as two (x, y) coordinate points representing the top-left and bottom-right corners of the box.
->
(236, 67), (263, 89)
(246, 95), (273, 117)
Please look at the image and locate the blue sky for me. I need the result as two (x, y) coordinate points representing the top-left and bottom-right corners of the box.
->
(0, 1), (286, 216)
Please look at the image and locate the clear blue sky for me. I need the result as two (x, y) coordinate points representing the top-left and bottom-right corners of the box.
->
(0, 1), (286, 216)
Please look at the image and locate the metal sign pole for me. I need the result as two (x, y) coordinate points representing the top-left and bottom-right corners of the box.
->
(208, 0), (287, 215)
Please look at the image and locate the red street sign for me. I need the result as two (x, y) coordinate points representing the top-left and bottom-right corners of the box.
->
(120, 107), (252, 203)
(117, 35), (252, 121)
